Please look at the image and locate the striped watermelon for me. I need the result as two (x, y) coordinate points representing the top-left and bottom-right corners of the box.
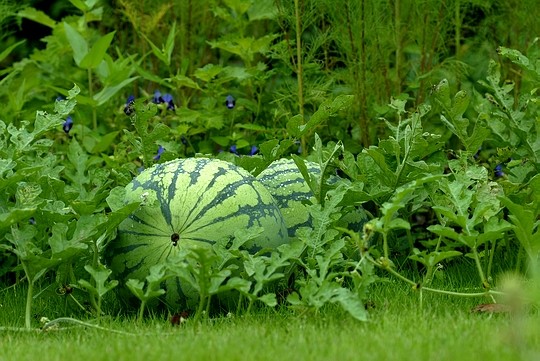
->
(107, 157), (288, 309)
(257, 158), (367, 237)
(257, 159), (319, 237)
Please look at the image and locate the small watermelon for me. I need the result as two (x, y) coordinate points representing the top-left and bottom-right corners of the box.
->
(257, 158), (367, 237)
(257, 159), (319, 237)
(107, 157), (288, 309)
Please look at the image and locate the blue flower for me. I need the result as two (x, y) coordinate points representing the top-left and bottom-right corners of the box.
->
(63, 116), (73, 133)
(294, 140), (302, 154)
(152, 90), (163, 104)
(494, 164), (504, 177)
(153, 145), (165, 161)
(161, 93), (175, 111)
(229, 144), (238, 155)
(124, 95), (135, 116)
(152, 90), (175, 111)
(225, 95), (235, 109)
(249, 145), (258, 156)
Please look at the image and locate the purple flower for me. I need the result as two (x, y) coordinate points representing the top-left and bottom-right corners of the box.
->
(124, 95), (135, 116)
(225, 95), (235, 109)
(161, 93), (175, 111)
(249, 145), (258, 156)
(153, 145), (165, 161)
(152, 90), (163, 104)
(63, 116), (73, 133)
(494, 164), (504, 177)
(152, 90), (175, 111)
(229, 144), (238, 155)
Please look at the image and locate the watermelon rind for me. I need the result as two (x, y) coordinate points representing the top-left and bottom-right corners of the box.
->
(107, 157), (288, 309)
(257, 158), (368, 237)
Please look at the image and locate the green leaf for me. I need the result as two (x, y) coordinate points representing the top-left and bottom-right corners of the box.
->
(334, 287), (368, 321)
(0, 209), (36, 233)
(258, 293), (277, 307)
(93, 76), (138, 106)
(164, 21), (176, 66)
(433, 78), (451, 109)
(193, 64), (223, 82)
(248, 0), (277, 21)
(387, 218), (410, 231)
(64, 22), (88, 66)
(17, 8), (56, 28)
(451, 90), (470, 119)
(497, 46), (537, 75)
(224, 0), (252, 15)
(126, 279), (145, 300)
(79, 264), (118, 298)
(80, 31), (116, 69)
(409, 249), (462, 267)
(171, 74), (201, 90)
(500, 197), (540, 261)
(140, 33), (169, 66)
(427, 224), (467, 244)
(363, 147), (397, 187)
(0, 40), (26, 63)
(286, 114), (303, 137)
(69, 0), (90, 12)
(290, 95), (354, 137)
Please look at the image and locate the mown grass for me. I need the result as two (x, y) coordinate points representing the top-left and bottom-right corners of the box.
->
(1, 265), (539, 361)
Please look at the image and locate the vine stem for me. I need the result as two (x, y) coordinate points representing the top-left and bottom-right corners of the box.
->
(42, 318), (136, 335)
(367, 255), (505, 298)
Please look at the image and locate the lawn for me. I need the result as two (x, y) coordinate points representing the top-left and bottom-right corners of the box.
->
(2, 274), (539, 361)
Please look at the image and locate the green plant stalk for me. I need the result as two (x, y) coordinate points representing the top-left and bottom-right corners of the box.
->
(394, 0), (402, 94)
(454, 0), (461, 57)
(88, 68), (97, 130)
(487, 238), (497, 283)
(471, 246), (489, 288)
(245, 298), (254, 315)
(382, 232), (390, 261)
(394, 113), (415, 187)
(138, 301), (146, 322)
(88, 241), (101, 317)
(69, 293), (93, 315)
(294, 0), (306, 155)
(21, 262), (33, 329)
(423, 235), (445, 284)
(194, 294), (207, 323)
(359, 0), (369, 147)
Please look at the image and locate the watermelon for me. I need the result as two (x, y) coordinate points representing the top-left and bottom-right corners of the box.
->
(257, 158), (367, 237)
(257, 159), (319, 237)
(107, 157), (288, 309)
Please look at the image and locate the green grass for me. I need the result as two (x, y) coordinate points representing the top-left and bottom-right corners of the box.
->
(2, 271), (539, 361)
